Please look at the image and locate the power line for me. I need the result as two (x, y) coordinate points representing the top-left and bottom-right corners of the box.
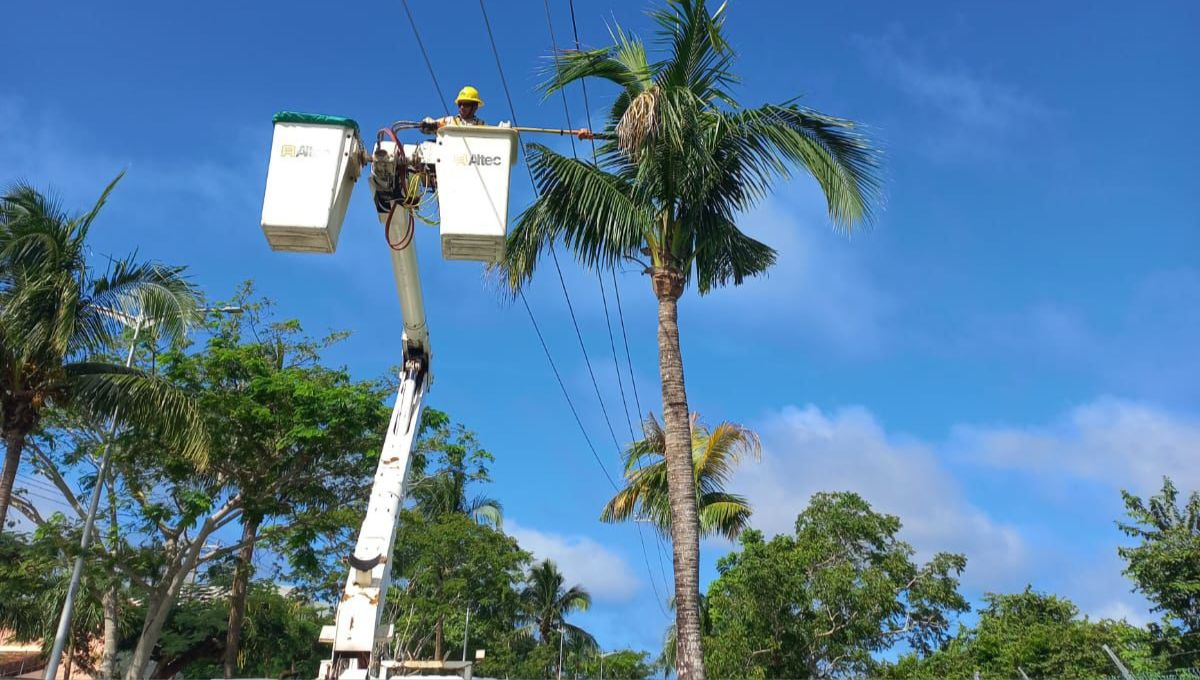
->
(397, 0), (620, 492)
(542, 0), (578, 160)
(565, 0), (668, 594)
(610, 268), (645, 424)
(16, 473), (64, 497)
(518, 291), (618, 490)
(400, 0), (450, 114)
(566, 0), (646, 434)
(596, 272), (635, 441)
(481, 0), (669, 616)
(477, 0), (626, 460)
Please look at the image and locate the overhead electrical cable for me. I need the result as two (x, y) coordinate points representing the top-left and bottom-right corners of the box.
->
(477, 0), (625, 459)
(566, 0), (671, 592)
(481, 0), (670, 614)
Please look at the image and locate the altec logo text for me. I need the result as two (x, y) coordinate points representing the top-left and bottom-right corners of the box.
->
(454, 154), (503, 167)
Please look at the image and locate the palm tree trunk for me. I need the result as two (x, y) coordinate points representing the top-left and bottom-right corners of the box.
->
(223, 513), (261, 679)
(0, 428), (26, 533)
(652, 268), (706, 680)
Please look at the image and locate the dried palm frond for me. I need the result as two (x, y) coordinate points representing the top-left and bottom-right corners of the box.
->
(617, 85), (661, 156)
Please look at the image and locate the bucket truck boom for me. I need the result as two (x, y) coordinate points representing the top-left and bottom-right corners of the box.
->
(259, 113), (518, 680)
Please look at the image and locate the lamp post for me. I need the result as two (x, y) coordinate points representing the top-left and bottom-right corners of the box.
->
(43, 305), (241, 680)
(462, 604), (471, 662)
(557, 625), (566, 680)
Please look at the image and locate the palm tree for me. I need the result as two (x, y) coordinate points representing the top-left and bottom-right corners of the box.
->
(0, 175), (207, 532)
(520, 560), (595, 667)
(602, 413), (760, 540)
(504, 2), (880, 676)
(410, 464), (503, 527)
(660, 594), (710, 678)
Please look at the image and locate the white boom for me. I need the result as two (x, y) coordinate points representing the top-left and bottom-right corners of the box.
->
(261, 116), (518, 680)
(318, 141), (436, 680)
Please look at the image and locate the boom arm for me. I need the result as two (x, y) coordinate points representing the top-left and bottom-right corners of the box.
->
(320, 141), (436, 680)
(262, 115), (517, 680)
(322, 355), (426, 680)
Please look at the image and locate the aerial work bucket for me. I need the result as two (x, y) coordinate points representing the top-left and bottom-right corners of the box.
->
(261, 112), (363, 254)
(434, 126), (520, 263)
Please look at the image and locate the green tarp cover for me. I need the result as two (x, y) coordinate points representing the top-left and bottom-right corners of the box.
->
(272, 111), (360, 132)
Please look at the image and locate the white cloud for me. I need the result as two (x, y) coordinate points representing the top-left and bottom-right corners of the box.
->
(506, 519), (642, 603)
(734, 404), (1025, 588)
(952, 398), (1200, 495)
(727, 398), (1200, 622)
(856, 32), (1049, 160)
(951, 269), (1200, 411)
(701, 192), (893, 357)
(1092, 600), (1153, 627)
(0, 95), (260, 215)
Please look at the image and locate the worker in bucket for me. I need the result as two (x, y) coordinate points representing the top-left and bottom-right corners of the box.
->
(419, 85), (596, 140)
(420, 86), (487, 132)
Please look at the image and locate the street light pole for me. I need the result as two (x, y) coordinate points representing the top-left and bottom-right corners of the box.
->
(462, 605), (470, 662)
(43, 313), (143, 680)
(557, 625), (565, 680)
(43, 305), (241, 680)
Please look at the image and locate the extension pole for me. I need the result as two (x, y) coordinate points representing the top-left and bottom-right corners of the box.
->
(512, 125), (615, 140)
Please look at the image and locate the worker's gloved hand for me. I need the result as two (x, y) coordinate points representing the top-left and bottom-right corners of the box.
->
(576, 128), (595, 140)
(418, 117), (438, 134)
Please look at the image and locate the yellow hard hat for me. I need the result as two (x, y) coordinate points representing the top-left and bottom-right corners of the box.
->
(455, 85), (484, 107)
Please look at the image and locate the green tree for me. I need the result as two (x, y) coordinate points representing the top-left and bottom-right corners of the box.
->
(0, 176), (206, 533)
(881, 588), (1164, 679)
(408, 408), (502, 527)
(703, 492), (967, 679)
(388, 510), (529, 666)
(1119, 477), (1200, 665)
(6, 288), (391, 680)
(504, 2), (881, 675)
(386, 410), (513, 663)
(520, 559), (595, 677)
(580, 649), (659, 680)
(154, 582), (326, 679)
(0, 526), (136, 676)
(601, 413), (759, 540)
(157, 292), (391, 678)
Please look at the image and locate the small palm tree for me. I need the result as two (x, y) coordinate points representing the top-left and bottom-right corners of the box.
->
(504, 2), (880, 676)
(520, 559), (595, 650)
(0, 175), (206, 531)
(602, 413), (760, 541)
(410, 464), (503, 527)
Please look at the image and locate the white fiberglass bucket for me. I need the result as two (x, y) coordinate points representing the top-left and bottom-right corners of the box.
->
(434, 126), (519, 263)
(261, 112), (362, 254)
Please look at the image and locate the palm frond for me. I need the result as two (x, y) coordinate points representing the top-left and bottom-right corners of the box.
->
(542, 24), (653, 100)
(697, 494), (753, 540)
(730, 103), (883, 230)
(74, 172), (125, 237)
(602, 411), (759, 540)
(648, 0), (737, 107)
(85, 257), (200, 347)
(64, 362), (209, 466)
(504, 144), (653, 289)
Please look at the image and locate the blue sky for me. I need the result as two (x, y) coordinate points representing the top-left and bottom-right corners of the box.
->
(4, 0), (1199, 657)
